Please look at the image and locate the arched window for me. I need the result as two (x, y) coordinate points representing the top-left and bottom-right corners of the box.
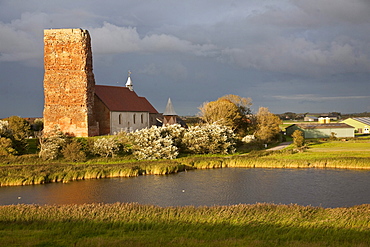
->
(133, 114), (136, 124)
(141, 114), (144, 124)
(118, 114), (122, 125)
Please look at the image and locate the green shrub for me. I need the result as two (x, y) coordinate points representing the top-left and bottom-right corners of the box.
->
(0, 137), (17, 156)
(61, 139), (86, 162)
(3, 116), (31, 154)
(292, 130), (305, 148)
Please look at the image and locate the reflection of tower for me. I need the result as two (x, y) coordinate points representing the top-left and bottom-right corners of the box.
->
(125, 70), (133, 91)
(163, 98), (177, 125)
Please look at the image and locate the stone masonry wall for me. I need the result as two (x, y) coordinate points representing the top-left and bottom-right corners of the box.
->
(43, 29), (99, 137)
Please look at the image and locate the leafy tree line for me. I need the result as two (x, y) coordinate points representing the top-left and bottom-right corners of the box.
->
(199, 94), (282, 144)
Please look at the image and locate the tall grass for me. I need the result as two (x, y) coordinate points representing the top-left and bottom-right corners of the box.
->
(1, 153), (370, 186)
(0, 203), (369, 246)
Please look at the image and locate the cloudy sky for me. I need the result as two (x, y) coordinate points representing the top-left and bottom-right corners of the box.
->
(1, 0), (369, 118)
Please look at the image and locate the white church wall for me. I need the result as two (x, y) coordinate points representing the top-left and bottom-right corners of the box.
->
(110, 111), (149, 134)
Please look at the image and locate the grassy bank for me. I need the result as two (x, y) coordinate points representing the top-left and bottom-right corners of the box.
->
(1, 140), (369, 186)
(0, 203), (369, 246)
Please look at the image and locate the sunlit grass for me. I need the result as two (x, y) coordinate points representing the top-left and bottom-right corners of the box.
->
(0, 203), (369, 246)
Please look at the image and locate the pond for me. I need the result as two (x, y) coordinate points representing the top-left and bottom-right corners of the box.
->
(1, 168), (370, 208)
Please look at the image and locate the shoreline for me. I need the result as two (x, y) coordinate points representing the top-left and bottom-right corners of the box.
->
(1, 153), (370, 187)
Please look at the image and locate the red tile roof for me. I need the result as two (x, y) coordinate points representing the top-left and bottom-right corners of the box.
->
(95, 85), (158, 113)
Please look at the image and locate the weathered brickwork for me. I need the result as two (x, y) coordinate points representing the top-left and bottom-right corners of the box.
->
(93, 96), (110, 135)
(43, 29), (99, 137)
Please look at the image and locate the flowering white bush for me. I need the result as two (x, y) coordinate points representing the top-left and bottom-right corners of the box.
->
(182, 124), (236, 154)
(159, 124), (186, 150)
(38, 130), (67, 160)
(93, 136), (120, 157)
(130, 125), (180, 160)
(242, 135), (255, 143)
(0, 120), (11, 137)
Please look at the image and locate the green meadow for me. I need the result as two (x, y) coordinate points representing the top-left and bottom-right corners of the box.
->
(1, 203), (369, 246)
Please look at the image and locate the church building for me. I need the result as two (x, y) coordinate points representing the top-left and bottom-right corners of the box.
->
(43, 28), (158, 137)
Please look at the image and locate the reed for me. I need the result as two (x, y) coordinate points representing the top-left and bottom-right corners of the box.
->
(0, 203), (369, 246)
(1, 153), (370, 186)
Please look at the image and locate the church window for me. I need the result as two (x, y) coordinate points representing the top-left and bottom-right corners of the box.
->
(133, 114), (136, 124)
(141, 114), (144, 123)
(118, 114), (122, 125)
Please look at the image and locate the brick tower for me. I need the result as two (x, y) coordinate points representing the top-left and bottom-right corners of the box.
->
(43, 29), (99, 136)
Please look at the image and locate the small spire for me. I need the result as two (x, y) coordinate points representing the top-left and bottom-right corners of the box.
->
(163, 98), (177, 116)
(125, 70), (133, 91)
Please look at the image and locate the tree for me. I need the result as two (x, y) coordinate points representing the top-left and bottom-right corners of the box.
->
(4, 116), (31, 141)
(254, 107), (282, 143)
(2, 116), (31, 154)
(0, 137), (17, 156)
(61, 139), (86, 162)
(292, 130), (305, 148)
(199, 99), (242, 128)
(219, 94), (252, 116)
(198, 94), (252, 135)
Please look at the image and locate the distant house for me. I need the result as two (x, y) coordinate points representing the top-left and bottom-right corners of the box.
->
(320, 113), (340, 121)
(304, 116), (318, 122)
(340, 117), (370, 134)
(286, 123), (355, 138)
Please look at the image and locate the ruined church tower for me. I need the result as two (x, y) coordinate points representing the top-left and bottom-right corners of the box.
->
(43, 29), (99, 136)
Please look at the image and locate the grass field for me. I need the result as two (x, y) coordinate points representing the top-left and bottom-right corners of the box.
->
(0, 203), (369, 246)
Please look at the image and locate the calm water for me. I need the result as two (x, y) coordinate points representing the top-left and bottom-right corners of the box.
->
(1, 168), (370, 208)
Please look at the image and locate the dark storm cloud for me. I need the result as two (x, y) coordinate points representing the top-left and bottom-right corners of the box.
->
(0, 0), (369, 118)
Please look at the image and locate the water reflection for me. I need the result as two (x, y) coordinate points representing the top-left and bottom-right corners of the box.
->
(1, 168), (370, 208)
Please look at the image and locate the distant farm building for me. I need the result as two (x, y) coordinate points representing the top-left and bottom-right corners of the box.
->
(304, 116), (318, 122)
(340, 117), (370, 134)
(43, 28), (158, 137)
(304, 113), (340, 122)
(286, 123), (355, 138)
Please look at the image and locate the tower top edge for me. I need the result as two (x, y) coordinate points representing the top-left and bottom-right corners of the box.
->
(44, 28), (88, 35)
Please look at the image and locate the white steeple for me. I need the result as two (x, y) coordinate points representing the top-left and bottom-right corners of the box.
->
(125, 70), (133, 91)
